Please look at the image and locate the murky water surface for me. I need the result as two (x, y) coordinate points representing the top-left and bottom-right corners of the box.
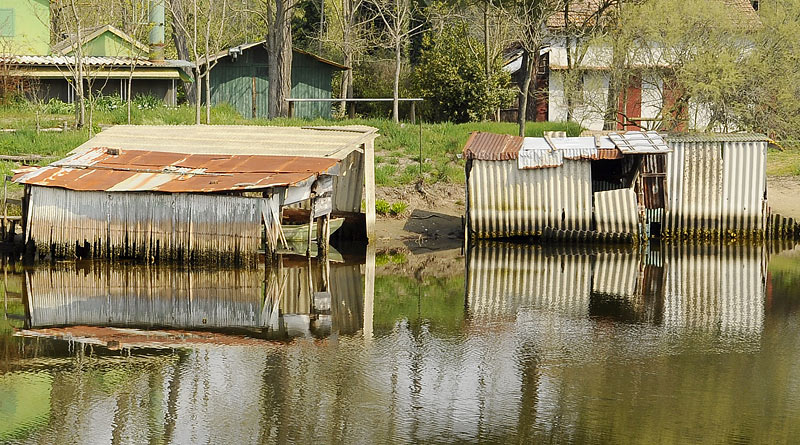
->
(2, 242), (800, 444)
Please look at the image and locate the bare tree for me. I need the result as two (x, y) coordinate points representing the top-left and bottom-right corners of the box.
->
(115, 0), (151, 124)
(322, 0), (376, 115)
(497, 0), (562, 136)
(371, 0), (425, 123)
(201, 0), (230, 124)
(168, 0), (203, 124)
(169, 0), (197, 106)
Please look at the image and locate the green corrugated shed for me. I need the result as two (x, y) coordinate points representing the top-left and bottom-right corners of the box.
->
(206, 42), (347, 119)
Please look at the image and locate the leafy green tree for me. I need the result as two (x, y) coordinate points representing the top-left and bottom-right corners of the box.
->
(411, 24), (513, 122)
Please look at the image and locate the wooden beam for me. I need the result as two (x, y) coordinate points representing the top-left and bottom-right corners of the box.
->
(364, 138), (376, 243)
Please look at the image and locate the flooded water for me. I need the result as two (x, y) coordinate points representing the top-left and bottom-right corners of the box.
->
(2, 242), (800, 444)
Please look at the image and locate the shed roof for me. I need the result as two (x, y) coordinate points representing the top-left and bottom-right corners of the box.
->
(546, 0), (759, 29)
(664, 133), (769, 143)
(201, 41), (349, 70)
(69, 125), (379, 160)
(13, 147), (341, 193)
(52, 24), (150, 55)
(463, 131), (670, 168)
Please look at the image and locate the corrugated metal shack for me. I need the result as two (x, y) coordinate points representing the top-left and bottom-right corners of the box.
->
(664, 134), (769, 239)
(463, 131), (671, 242)
(13, 125), (379, 263)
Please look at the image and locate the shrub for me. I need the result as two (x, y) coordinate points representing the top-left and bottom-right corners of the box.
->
(375, 199), (391, 215)
(389, 202), (408, 216)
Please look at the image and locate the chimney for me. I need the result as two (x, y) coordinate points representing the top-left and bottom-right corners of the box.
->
(148, 0), (165, 62)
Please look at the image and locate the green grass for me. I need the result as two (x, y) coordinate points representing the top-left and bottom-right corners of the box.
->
(767, 147), (800, 177)
(0, 102), (583, 196)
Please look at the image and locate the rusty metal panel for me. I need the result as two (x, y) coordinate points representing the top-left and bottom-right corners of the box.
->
(463, 132), (524, 161)
(466, 242), (592, 319)
(594, 188), (639, 236)
(13, 148), (340, 193)
(721, 141), (767, 231)
(467, 159), (592, 237)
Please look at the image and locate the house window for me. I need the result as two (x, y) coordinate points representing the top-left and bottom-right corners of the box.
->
(0, 9), (14, 38)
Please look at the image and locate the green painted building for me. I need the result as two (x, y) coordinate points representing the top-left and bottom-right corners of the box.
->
(205, 42), (348, 119)
(0, 0), (50, 55)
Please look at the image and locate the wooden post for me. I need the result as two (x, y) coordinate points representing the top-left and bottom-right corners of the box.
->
(288, 100), (294, 119)
(317, 213), (330, 259)
(307, 196), (315, 257)
(363, 243), (375, 341)
(364, 138), (376, 243)
(2, 175), (7, 241)
(410, 101), (416, 125)
(348, 101), (355, 119)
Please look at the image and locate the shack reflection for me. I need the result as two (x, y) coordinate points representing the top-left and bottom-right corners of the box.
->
(466, 241), (767, 337)
(22, 257), (364, 341)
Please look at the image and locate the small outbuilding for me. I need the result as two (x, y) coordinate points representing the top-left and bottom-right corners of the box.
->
(13, 124), (378, 263)
(464, 131), (773, 242)
(202, 42), (348, 119)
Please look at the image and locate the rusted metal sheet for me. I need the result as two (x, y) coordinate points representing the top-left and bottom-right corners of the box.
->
(467, 159), (592, 237)
(594, 189), (639, 236)
(463, 132), (524, 161)
(13, 148), (339, 193)
(664, 137), (767, 235)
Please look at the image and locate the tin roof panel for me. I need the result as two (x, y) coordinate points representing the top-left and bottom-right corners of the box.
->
(13, 148), (341, 193)
(463, 132), (525, 160)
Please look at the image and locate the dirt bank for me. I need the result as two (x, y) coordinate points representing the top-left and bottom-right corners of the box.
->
(768, 176), (800, 220)
(375, 182), (465, 253)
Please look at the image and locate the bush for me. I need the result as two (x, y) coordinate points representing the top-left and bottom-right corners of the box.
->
(376, 199), (391, 215)
(133, 94), (162, 110)
(389, 202), (408, 216)
(93, 94), (125, 112)
(43, 98), (74, 114)
(411, 24), (515, 123)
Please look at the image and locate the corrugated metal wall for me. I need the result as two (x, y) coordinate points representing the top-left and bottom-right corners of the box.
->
(594, 189), (639, 236)
(665, 140), (767, 235)
(467, 159), (592, 237)
(27, 187), (268, 263)
(333, 149), (364, 213)
(209, 48), (334, 119)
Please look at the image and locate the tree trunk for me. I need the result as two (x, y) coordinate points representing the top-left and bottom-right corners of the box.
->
(267, 0), (293, 119)
(392, 39), (400, 123)
(340, 51), (352, 114)
(194, 67), (201, 124)
(127, 78), (133, 124)
(517, 50), (534, 137)
(169, 0), (196, 105)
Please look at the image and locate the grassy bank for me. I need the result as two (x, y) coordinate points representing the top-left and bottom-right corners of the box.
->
(0, 103), (581, 193)
(767, 146), (800, 177)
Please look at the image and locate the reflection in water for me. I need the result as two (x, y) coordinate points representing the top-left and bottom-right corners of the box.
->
(467, 242), (767, 338)
(2, 243), (800, 443)
(23, 258), (364, 340)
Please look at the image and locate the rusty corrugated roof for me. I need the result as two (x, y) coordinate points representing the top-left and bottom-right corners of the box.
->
(463, 132), (525, 161)
(13, 147), (340, 193)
